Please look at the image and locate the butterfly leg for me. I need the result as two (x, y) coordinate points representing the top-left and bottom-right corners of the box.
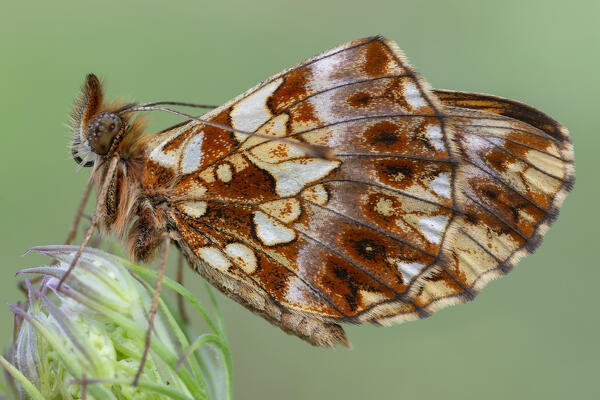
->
(57, 155), (120, 290)
(176, 252), (189, 323)
(133, 234), (170, 386)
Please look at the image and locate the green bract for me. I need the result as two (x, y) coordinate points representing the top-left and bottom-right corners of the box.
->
(0, 246), (232, 400)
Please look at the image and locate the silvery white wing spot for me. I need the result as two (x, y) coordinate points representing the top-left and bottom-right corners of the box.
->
(68, 36), (574, 347)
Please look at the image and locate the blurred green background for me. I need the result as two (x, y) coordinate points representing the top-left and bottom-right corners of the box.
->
(1, 0), (597, 399)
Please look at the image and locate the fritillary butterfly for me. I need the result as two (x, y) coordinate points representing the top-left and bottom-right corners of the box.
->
(68, 35), (574, 350)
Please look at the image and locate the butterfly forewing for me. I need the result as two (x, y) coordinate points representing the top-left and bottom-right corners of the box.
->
(138, 36), (573, 343)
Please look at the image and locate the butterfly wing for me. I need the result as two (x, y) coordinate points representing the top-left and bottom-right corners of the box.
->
(141, 36), (574, 346)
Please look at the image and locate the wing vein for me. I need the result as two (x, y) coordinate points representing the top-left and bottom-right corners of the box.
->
(295, 227), (404, 298)
(458, 227), (503, 263)
(288, 113), (440, 138)
(310, 179), (459, 212)
(335, 153), (454, 163)
(459, 126), (568, 162)
(464, 132), (567, 182)
(448, 118), (561, 144)
(464, 193), (529, 241)
(462, 159), (550, 213)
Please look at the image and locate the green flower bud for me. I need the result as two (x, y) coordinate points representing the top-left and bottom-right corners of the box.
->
(0, 246), (232, 400)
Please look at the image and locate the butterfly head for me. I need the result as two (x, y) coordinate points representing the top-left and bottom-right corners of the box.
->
(70, 74), (140, 166)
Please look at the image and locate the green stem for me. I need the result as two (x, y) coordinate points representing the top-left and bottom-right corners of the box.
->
(0, 355), (45, 400)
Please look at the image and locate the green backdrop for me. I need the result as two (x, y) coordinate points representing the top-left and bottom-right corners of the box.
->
(1, 1), (597, 399)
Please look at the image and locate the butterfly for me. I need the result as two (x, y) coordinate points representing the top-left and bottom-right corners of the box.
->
(67, 35), (574, 357)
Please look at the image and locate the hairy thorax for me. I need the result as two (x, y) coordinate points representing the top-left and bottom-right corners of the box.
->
(96, 145), (175, 263)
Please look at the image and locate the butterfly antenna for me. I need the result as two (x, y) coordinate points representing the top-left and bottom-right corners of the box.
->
(112, 101), (217, 114)
(129, 101), (218, 109)
(123, 104), (335, 160)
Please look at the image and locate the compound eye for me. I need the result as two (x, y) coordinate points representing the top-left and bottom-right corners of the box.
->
(86, 113), (123, 155)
